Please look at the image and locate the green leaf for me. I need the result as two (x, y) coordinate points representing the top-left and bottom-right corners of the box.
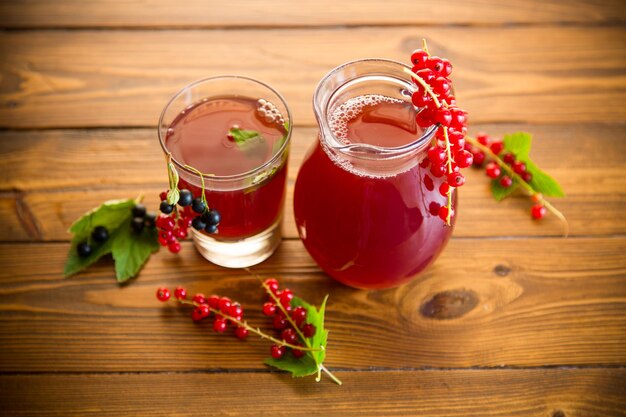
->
(166, 188), (179, 206)
(524, 160), (565, 197)
(264, 355), (318, 377)
(229, 127), (263, 145)
(68, 199), (135, 240)
(64, 237), (114, 277)
(112, 223), (160, 282)
(490, 179), (519, 201)
(503, 132), (532, 159)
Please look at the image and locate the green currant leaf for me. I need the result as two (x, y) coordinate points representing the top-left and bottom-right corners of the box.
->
(264, 354), (318, 377)
(111, 223), (160, 282)
(291, 295), (329, 366)
(503, 132), (532, 159)
(68, 199), (135, 240)
(490, 179), (519, 201)
(64, 237), (114, 277)
(523, 160), (565, 197)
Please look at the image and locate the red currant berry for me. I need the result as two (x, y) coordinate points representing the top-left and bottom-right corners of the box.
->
(161, 216), (176, 231)
(207, 295), (220, 309)
(522, 171), (533, 183)
(412, 91), (432, 108)
(432, 77), (451, 96)
(213, 318), (227, 333)
(449, 107), (466, 127)
(430, 163), (446, 178)
(292, 347), (305, 359)
(270, 344), (285, 359)
(438, 205), (453, 221)
(476, 133), (490, 146)
(264, 278), (279, 295)
(455, 150), (473, 168)
(159, 230), (173, 242)
(219, 297), (232, 313)
(428, 147), (447, 165)
(499, 175), (513, 188)
(439, 58), (453, 77)
(426, 56), (444, 73)
(158, 235), (169, 246)
(262, 302), (276, 316)
(192, 293), (206, 304)
(415, 108), (434, 128)
(531, 204), (547, 220)
(281, 328), (298, 344)
(439, 182), (450, 196)
(414, 68), (436, 84)
(291, 307), (307, 326)
(279, 289), (293, 308)
(447, 127), (465, 142)
(235, 326), (249, 340)
(302, 323), (316, 338)
(490, 141), (504, 155)
(512, 161), (527, 174)
(447, 171), (465, 187)
(428, 201), (441, 216)
(174, 286), (187, 300)
(435, 108), (452, 126)
(423, 174), (434, 191)
(503, 153), (516, 164)
(228, 304), (244, 320)
(173, 227), (187, 240)
(411, 49), (429, 67)
(156, 287), (171, 302)
(159, 191), (168, 201)
(168, 240), (181, 254)
(192, 304), (210, 322)
(485, 162), (501, 179)
(273, 314), (288, 330)
(472, 151), (486, 166)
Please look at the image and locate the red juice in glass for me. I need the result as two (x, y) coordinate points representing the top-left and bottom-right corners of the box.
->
(159, 77), (291, 268)
(294, 60), (455, 289)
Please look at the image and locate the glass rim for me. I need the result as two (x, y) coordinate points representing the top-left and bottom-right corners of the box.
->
(157, 75), (293, 182)
(313, 58), (437, 160)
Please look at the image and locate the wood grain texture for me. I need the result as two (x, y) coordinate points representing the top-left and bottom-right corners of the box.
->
(1, 0), (624, 28)
(1, 369), (624, 416)
(1, 238), (624, 372)
(1, 27), (625, 128)
(0, 123), (624, 241)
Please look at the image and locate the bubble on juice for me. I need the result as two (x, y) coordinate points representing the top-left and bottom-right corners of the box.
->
(256, 98), (285, 126)
(328, 94), (401, 145)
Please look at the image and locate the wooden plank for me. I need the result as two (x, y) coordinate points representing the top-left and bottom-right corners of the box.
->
(1, 27), (625, 128)
(1, 0), (623, 28)
(0, 238), (624, 372)
(0, 124), (624, 240)
(0, 369), (624, 416)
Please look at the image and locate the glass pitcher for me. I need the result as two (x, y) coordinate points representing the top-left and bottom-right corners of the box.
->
(293, 59), (456, 289)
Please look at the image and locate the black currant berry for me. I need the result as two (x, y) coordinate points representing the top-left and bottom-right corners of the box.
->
(132, 203), (147, 218)
(77, 241), (92, 257)
(131, 217), (145, 233)
(203, 209), (221, 226)
(191, 198), (205, 214)
(91, 226), (109, 243)
(178, 189), (193, 207)
(145, 212), (157, 228)
(204, 224), (218, 234)
(192, 217), (207, 231)
(160, 201), (174, 214)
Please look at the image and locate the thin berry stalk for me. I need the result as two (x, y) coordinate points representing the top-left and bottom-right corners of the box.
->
(177, 299), (321, 352)
(403, 67), (441, 108)
(466, 136), (569, 235)
(442, 128), (454, 224)
(183, 164), (212, 209)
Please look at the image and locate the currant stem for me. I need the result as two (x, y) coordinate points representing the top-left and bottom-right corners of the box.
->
(321, 364), (343, 386)
(403, 67), (441, 108)
(466, 136), (569, 236)
(177, 299), (321, 352)
(183, 165), (209, 208)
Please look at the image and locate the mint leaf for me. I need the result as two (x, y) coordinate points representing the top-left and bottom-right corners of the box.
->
(490, 179), (519, 201)
(503, 132), (532, 159)
(265, 354), (318, 377)
(229, 128), (263, 144)
(64, 198), (159, 281)
(524, 160), (565, 197)
(112, 223), (160, 282)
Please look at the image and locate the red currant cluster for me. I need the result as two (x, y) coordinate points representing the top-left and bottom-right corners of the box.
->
(156, 188), (221, 254)
(156, 286), (249, 339)
(409, 47), (470, 223)
(468, 132), (547, 219)
(261, 278), (317, 359)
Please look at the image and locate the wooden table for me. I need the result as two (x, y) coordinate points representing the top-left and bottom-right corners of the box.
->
(1, 1), (625, 415)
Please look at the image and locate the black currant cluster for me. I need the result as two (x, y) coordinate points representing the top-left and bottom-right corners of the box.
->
(76, 203), (156, 258)
(158, 189), (221, 235)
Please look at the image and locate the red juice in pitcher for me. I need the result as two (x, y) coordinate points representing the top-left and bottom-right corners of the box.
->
(294, 62), (456, 289)
(165, 96), (288, 239)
